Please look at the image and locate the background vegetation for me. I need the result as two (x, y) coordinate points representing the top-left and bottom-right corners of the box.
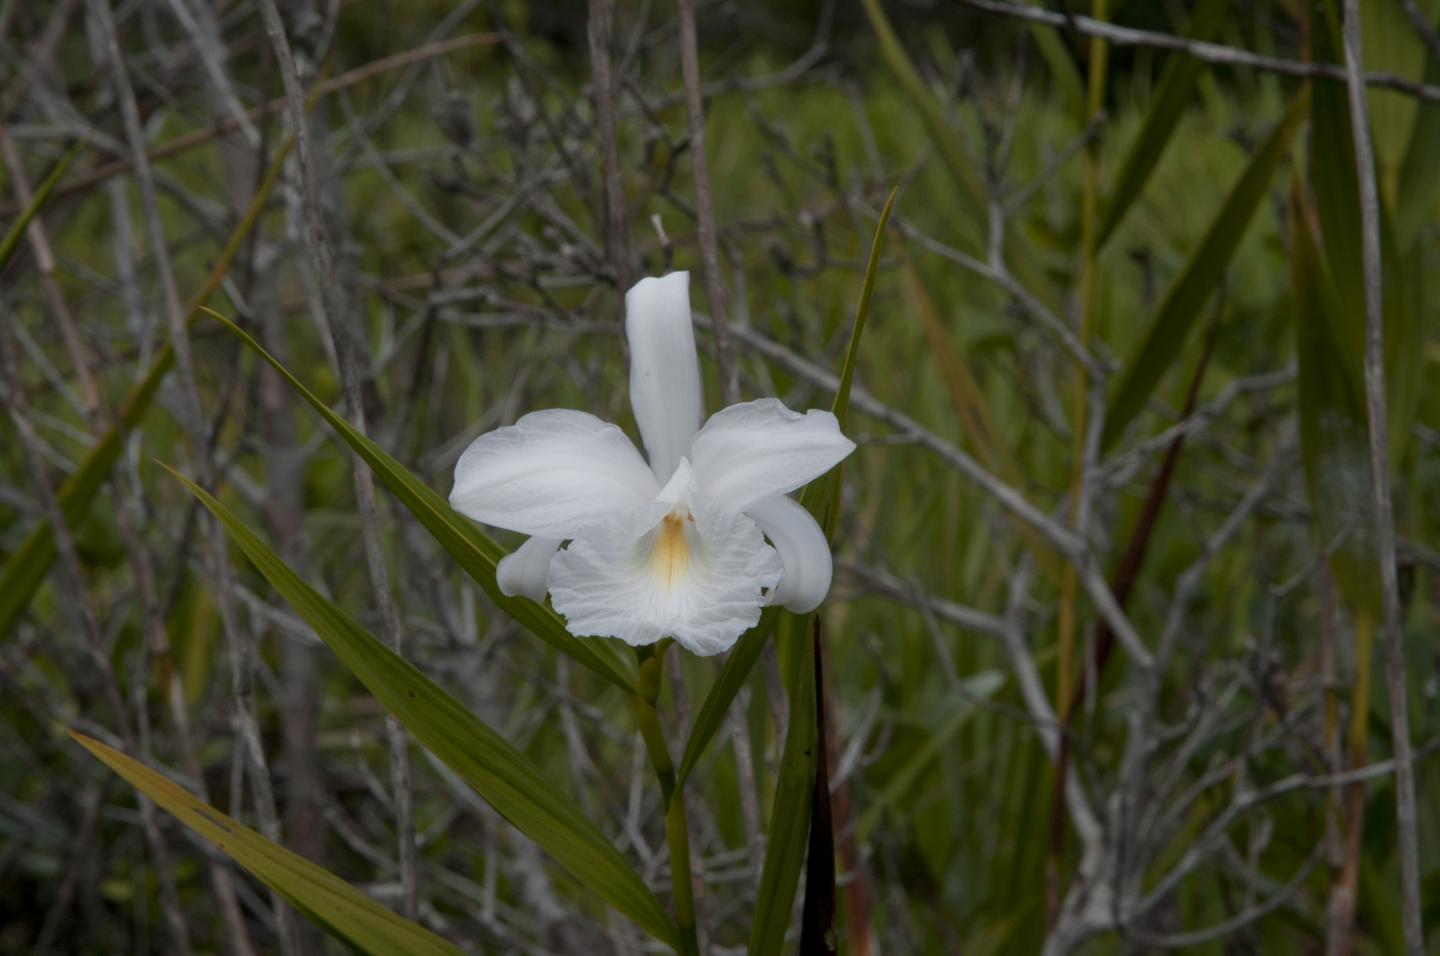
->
(1, 0), (1438, 952)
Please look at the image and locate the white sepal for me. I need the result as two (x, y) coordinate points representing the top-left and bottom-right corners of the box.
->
(451, 408), (658, 538)
(626, 272), (703, 484)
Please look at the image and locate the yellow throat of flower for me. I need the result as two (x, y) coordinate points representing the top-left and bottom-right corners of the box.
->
(651, 509), (694, 589)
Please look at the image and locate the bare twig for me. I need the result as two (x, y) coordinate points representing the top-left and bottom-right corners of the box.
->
(86, 1), (299, 949)
(954, 0), (1440, 105)
(5, 33), (502, 215)
(588, 0), (632, 290)
(255, 0), (419, 920)
(677, 0), (738, 404)
(0, 321), (192, 956)
(1397, 0), (1440, 60)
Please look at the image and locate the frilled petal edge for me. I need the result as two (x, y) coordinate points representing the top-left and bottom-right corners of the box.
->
(546, 501), (783, 657)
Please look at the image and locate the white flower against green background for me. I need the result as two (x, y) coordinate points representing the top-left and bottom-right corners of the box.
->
(450, 271), (854, 655)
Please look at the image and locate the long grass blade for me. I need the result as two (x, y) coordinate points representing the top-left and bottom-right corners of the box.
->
(167, 466), (679, 947)
(1102, 89), (1307, 449)
(676, 187), (897, 788)
(1288, 177), (1379, 616)
(747, 620), (818, 955)
(1097, 0), (1229, 245)
(202, 307), (638, 692)
(71, 732), (461, 956)
(0, 140), (84, 270)
(1394, 23), (1440, 247)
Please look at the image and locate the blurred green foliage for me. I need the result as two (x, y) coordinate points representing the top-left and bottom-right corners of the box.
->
(2, 1), (1438, 953)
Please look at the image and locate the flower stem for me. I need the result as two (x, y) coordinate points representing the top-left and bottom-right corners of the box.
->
(633, 647), (700, 956)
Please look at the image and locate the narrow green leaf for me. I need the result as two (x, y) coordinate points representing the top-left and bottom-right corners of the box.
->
(1098, 0), (1229, 245)
(675, 607), (778, 786)
(1308, 2), (1364, 326)
(70, 732), (461, 956)
(1102, 89), (1307, 450)
(830, 185), (897, 435)
(745, 185), (899, 954)
(1381, 226), (1425, 467)
(1360, 0), (1425, 205)
(675, 188), (897, 788)
(1309, 1), (1424, 466)
(1288, 179), (1379, 615)
(0, 140), (84, 270)
(201, 308), (636, 692)
(747, 622), (818, 956)
(0, 137), (294, 641)
(1394, 22), (1440, 247)
(166, 467), (679, 947)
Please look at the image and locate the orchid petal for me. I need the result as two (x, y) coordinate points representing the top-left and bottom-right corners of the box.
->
(626, 272), (703, 484)
(689, 398), (856, 512)
(451, 409), (658, 538)
(496, 536), (562, 602)
(547, 492), (783, 657)
(746, 495), (833, 613)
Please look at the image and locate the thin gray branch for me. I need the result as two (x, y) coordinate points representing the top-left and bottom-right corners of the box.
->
(1339, 2), (1424, 950)
(957, 0), (1440, 105)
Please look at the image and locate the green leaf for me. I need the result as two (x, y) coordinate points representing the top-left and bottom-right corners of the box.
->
(0, 137), (294, 641)
(1098, 0), (1230, 246)
(675, 607), (778, 787)
(1102, 89), (1307, 450)
(167, 467), (680, 947)
(1288, 179), (1379, 615)
(70, 732), (461, 956)
(1360, 0), (1426, 206)
(747, 621), (818, 956)
(201, 307), (637, 694)
(1381, 225), (1425, 467)
(744, 185), (900, 954)
(1394, 20), (1440, 247)
(1308, 2), (1364, 326)
(0, 140), (84, 269)
(674, 187), (897, 789)
(830, 185), (897, 436)
(1308, 1), (1424, 467)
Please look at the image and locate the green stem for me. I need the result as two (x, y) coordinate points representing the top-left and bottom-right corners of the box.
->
(633, 647), (699, 956)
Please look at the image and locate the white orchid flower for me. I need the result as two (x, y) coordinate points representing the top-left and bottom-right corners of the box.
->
(450, 271), (855, 657)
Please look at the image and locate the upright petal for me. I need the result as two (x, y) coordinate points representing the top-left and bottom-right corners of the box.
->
(690, 398), (856, 512)
(496, 536), (562, 601)
(746, 495), (834, 613)
(451, 409), (659, 538)
(547, 503), (783, 657)
(626, 272), (703, 483)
